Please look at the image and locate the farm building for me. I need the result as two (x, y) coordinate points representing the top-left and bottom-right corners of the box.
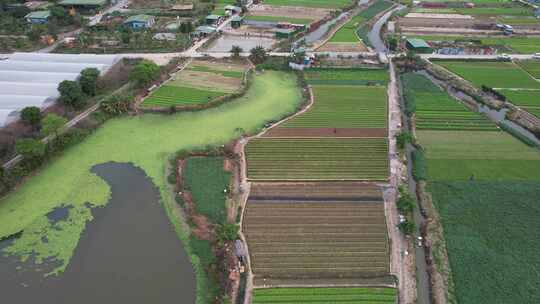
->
(25, 10), (51, 24)
(275, 28), (296, 39)
(231, 16), (243, 28)
(192, 25), (217, 38)
(406, 38), (432, 53)
(58, 0), (108, 11)
(123, 14), (155, 29)
(224, 5), (242, 15)
(206, 14), (223, 25)
(0, 53), (118, 126)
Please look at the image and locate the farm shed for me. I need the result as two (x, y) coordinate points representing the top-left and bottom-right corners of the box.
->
(123, 14), (155, 29)
(58, 0), (107, 11)
(25, 10), (51, 24)
(206, 14), (223, 25)
(224, 5), (242, 15)
(275, 28), (296, 39)
(192, 25), (217, 38)
(0, 53), (118, 127)
(231, 16), (243, 28)
(406, 38), (432, 53)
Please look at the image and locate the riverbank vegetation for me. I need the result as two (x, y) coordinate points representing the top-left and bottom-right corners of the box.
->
(0, 71), (302, 293)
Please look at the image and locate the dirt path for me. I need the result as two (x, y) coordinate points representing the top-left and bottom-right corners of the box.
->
(386, 60), (417, 304)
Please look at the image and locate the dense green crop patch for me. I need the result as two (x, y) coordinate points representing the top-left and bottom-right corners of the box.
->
(253, 287), (397, 303)
(497, 89), (540, 118)
(437, 61), (540, 89)
(329, 15), (365, 43)
(143, 85), (226, 107)
(244, 15), (313, 25)
(401, 73), (495, 130)
(417, 130), (540, 181)
(305, 68), (389, 85)
(428, 181), (540, 304)
(246, 138), (389, 180)
(187, 65), (244, 78)
(183, 157), (230, 225)
(516, 60), (540, 79)
(281, 85), (387, 129)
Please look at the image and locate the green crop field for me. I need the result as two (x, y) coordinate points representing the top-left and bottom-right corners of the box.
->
(246, 138), (389, 180)
(516, 60), (540, 79)
(281, 85), (387, 129)
(428, 181), (540, 304)
(357, 0), (393, 19)
(305, 68), (389, 85)
(417, 130), (540, 181)
(0, 71), (301, 282)
(455, 6), (532, 16)
(401, 73), (496, 131)
(143, 85), (225, 107)
(408, 36), (540, 54)
(263, 0), (353, 8)
(245, 15), (313, 25)
(252, 287), (397, 303)
(498, 89), (540, 118)
(329, 15), (365, 43)
(437, 61), (540, 89)
(187, 65), (244, 78)
(183, 157), (230, 224)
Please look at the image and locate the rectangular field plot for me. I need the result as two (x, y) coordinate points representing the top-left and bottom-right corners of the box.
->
(417, 130), (540, 181)
(263, 0), (354, 8)
(436, 61), (540, 89)
(280, 85), (387, 129)
(497, 89), (540, 118)
(252, 287), (397, 303)
(246, 138), (389, 181)
(516, 60), (540, 79)
(142, 59), (246, 107)
(244, 183), (391, 286)
(305, 68), (389, 85)
(401, 73), (496, 131)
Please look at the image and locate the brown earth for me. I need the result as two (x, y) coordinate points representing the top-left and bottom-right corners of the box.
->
(248, 4), (329, 20)
(263, 127), (388, 138)
(173, 70), (242, 93)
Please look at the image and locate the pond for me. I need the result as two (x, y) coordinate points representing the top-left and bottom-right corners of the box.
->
(0, 162), (196, 304)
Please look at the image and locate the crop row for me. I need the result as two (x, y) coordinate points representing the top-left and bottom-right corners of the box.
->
(252, 287), (396, 304)
(143, 85), (225, 107)
(281, 85), (387, 129)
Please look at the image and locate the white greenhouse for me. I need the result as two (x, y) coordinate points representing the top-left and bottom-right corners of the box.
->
(0, 53), (120, 126)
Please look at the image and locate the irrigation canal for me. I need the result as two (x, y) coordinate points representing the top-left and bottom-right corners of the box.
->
(0, 162), (196, 303)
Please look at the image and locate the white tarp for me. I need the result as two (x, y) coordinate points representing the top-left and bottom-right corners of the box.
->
(0, 52), (120, 126)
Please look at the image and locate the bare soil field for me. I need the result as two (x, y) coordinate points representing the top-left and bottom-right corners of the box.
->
(317, 42), (370, 52)
(263, 127), (387, 138)
(248, 4), (330, 20)
(173, 70), (241, 93)
(243, 182), (392, 287)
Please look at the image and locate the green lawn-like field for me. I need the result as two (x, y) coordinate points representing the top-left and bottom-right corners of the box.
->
(437, 61), (540, 89)
(262, 0), (353, 8)
(516, 60), (540, 79)
(252, 287), (397, 303)
(497, 89), (540, 118)
(305, 68), (389, 85)
(281, 85), (387, 129)
(329, 15), (365, 43)
(0, 71), (301, 277)
(246, 138), (389, 180)
(401, 73), (496, 131)
(183, 157), (230, 225)
(408, 36), (540, 54)
(428, 181), (540, 304)
(417, 130), (540, 181)
(245, 15), (313, 25)
(143, 85), (226, 107)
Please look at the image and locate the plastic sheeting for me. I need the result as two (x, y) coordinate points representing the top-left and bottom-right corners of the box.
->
(0, 52), (120, 126)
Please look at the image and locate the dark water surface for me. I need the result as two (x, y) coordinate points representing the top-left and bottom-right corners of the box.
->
(0, 162), (196, 304)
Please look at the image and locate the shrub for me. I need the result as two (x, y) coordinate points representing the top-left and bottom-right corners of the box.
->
(396, 192), (415, 214)
(101, 94), (133, 115)
(20, 106), (42, 129)
(412, 148), (427, 181)
(398, 220), (415, 235)
(215, 223), (238, 245)
(128, 59), (160, 88)
(396, 131), (413, 149)
(79, 68), (100, 96)
(58, 80), (85, 109)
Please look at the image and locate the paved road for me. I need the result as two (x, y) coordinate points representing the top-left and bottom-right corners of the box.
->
(88, 0), (131, 26)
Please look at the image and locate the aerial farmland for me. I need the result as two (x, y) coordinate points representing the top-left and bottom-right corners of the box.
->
(1, 0), (540, 303)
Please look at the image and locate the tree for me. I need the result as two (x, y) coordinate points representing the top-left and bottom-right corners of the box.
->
(396, 193), (415, 214)
(20, 106), (42, 129)
(230, 45), (243, 58)
(396, 131), (413, 150)
(398, 220), (416, 235)
(101, 94), (133, 115)
(128, 59), (160, 88)
(15, 138), (46, 159)
(58, 80), (85, 109)
(79, 68), (100, 96)
(42, 113), (67, 137)
(249, 46), (268, 64)
(215, 223), (239, 245)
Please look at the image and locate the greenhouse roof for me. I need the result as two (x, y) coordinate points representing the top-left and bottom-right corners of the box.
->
(0, 53), (119, 126)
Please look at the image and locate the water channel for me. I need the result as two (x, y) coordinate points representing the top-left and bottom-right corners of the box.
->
(0, 162), (196, 303)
